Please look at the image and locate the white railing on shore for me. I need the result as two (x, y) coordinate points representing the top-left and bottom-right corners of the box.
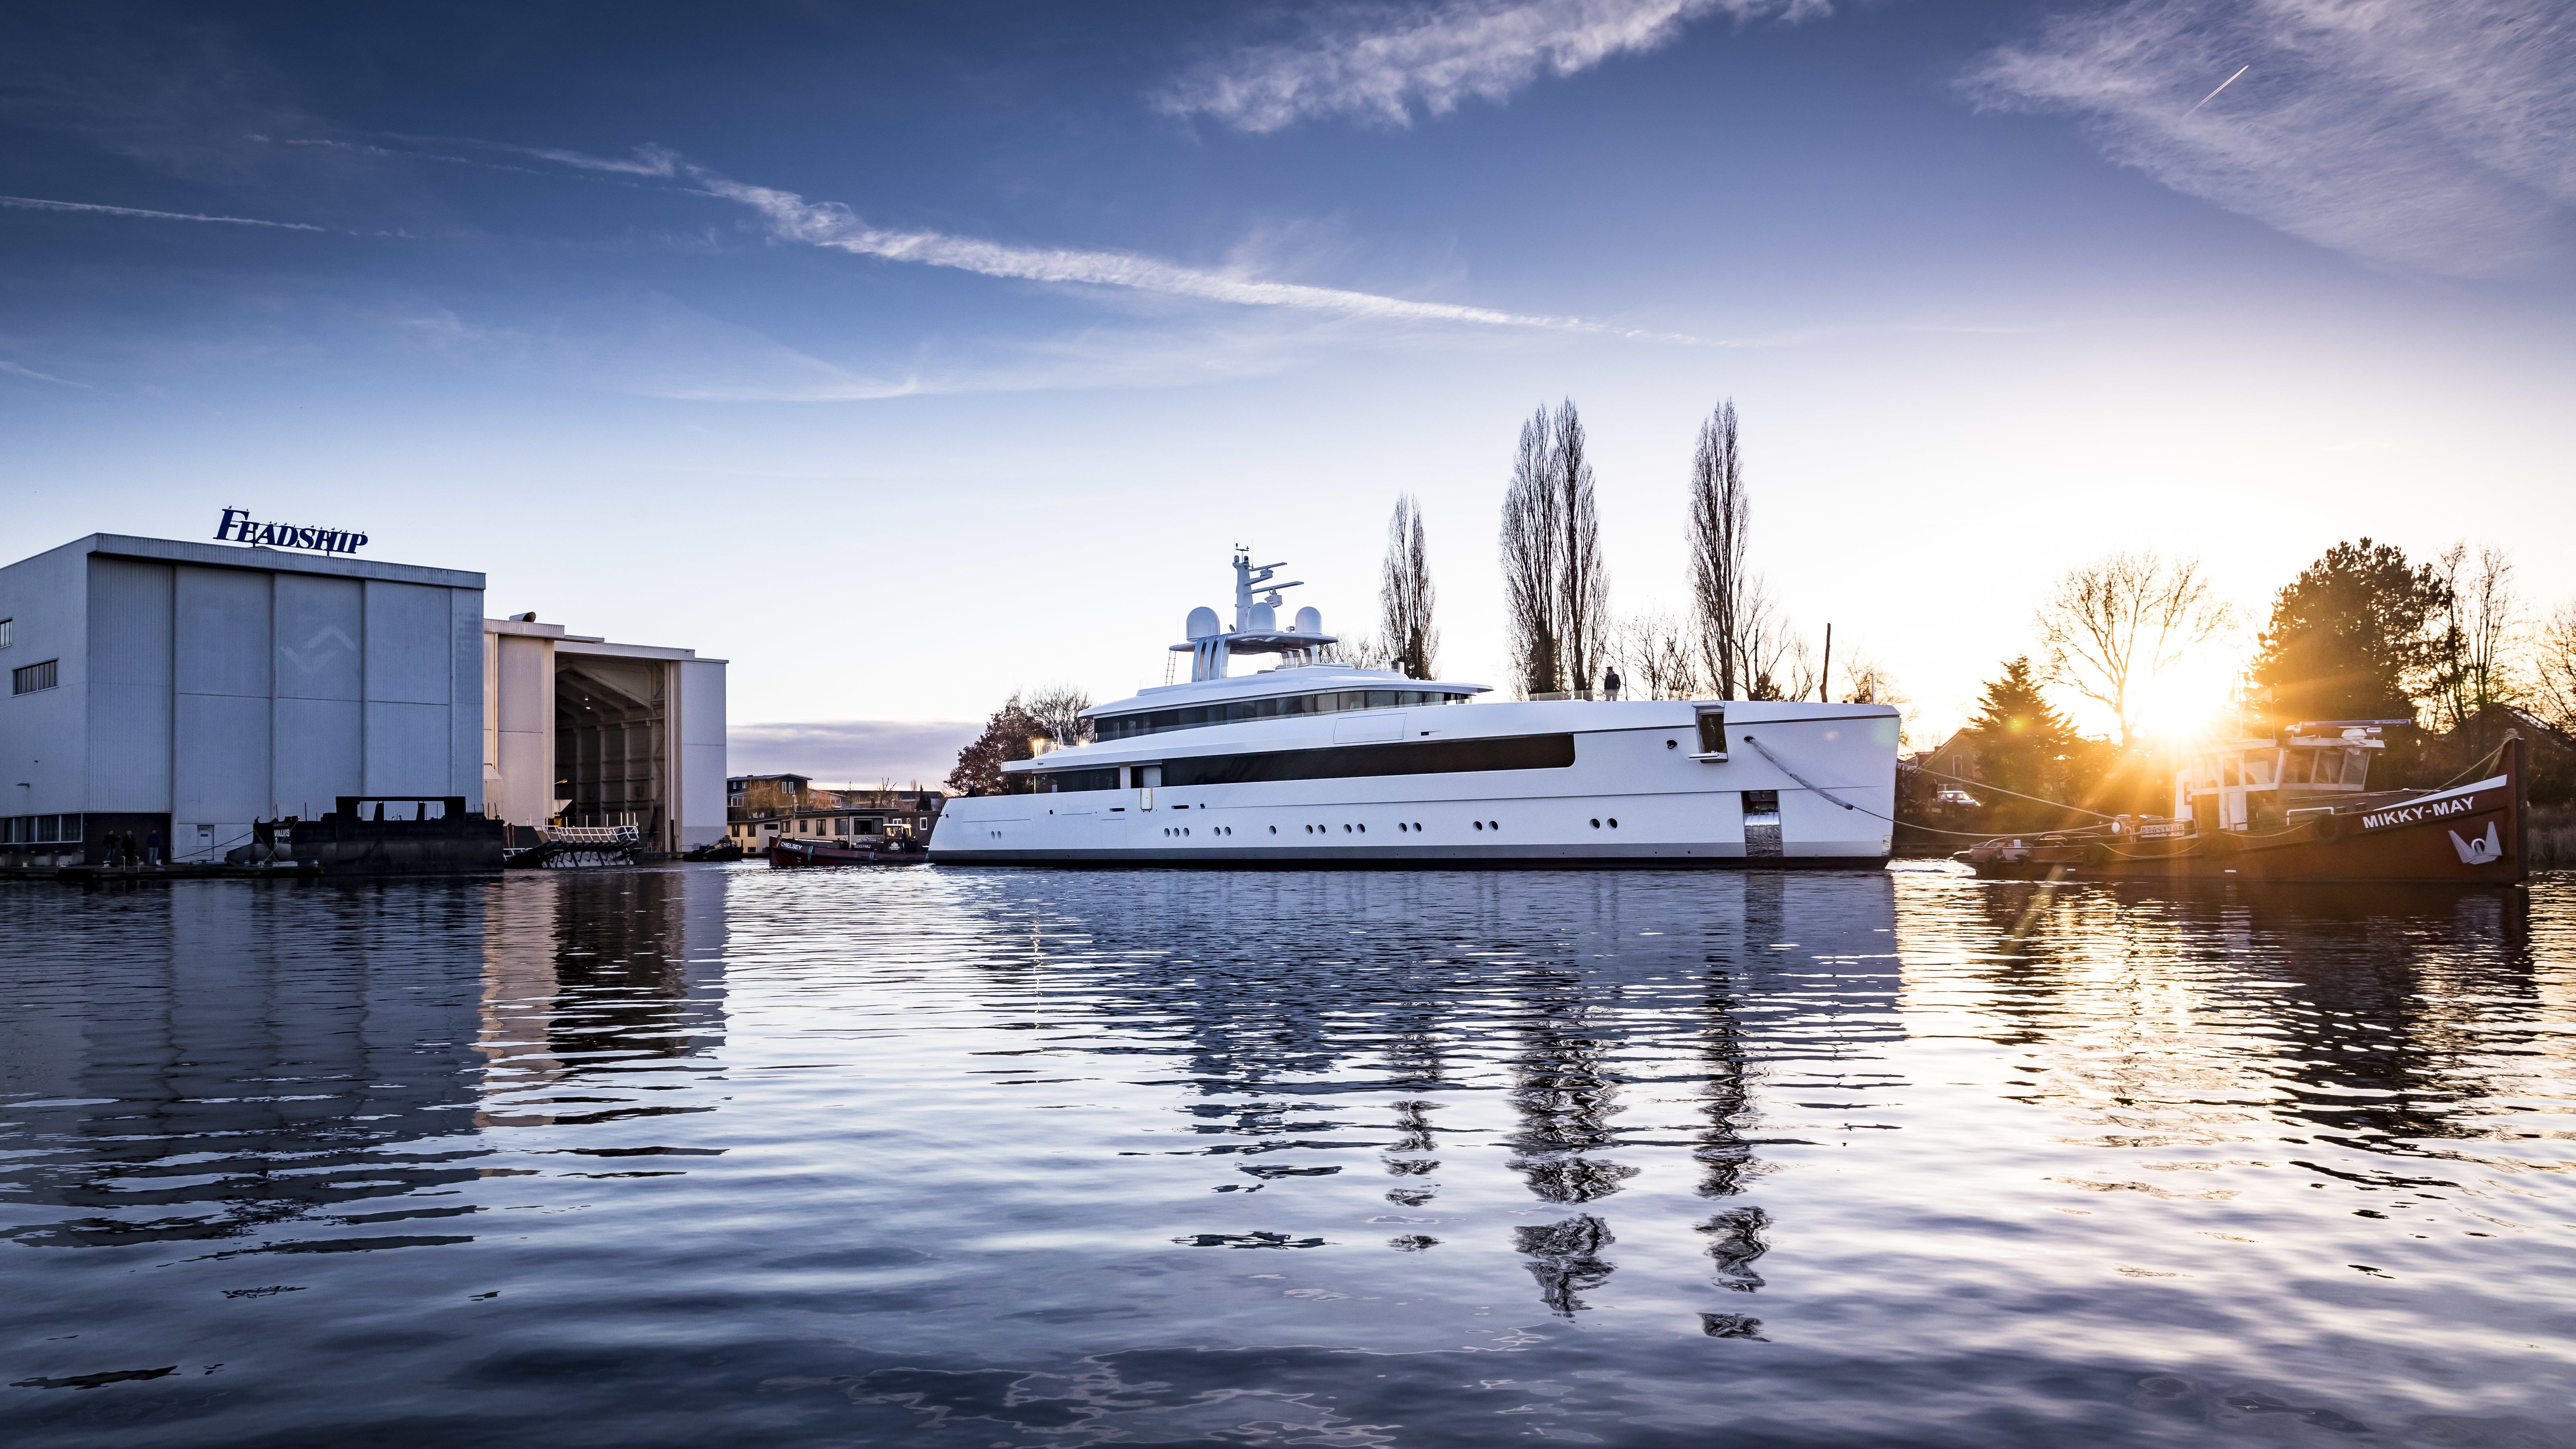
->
(540, 825), (641, 846)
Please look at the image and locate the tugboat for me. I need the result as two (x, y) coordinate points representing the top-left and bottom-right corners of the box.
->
(768, 835), (928, 867)
(1958, 724), (2527, 884)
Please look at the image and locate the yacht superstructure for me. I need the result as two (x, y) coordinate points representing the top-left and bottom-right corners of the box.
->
(928, 553), (1898, 867)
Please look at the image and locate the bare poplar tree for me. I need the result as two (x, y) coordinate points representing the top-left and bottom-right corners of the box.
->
(1500, 406), (1564, 697)
(1552, 400), (1611, 694)
(1686, 400), (1749, 698)
(2035, 551), (2233, 750)
(1379, 494), (1439, 681)
(2430, 542), (2520, 727)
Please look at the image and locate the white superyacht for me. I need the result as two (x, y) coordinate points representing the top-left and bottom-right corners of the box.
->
(928, 553), (1897, 867)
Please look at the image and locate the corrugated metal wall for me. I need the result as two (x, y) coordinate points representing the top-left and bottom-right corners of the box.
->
(85, 557), (173, 813)
(77, 554), (484, 858)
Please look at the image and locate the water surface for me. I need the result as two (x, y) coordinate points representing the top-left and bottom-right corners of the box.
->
(4, 865), (2572, 1447)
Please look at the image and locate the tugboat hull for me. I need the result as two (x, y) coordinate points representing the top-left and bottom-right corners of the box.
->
(768, 838), (926, 867)
(1961, 740), (2527, 886)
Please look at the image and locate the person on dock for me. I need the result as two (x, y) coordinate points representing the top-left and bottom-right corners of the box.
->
(145, 829), (160, 868)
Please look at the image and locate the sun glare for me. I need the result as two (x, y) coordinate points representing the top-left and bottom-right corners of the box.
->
(2129, 657), (2243, 746)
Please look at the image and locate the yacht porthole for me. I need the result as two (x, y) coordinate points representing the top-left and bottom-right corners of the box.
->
(1414, 822), (1424, 831)
(1590, 818), (1600, 828)
(1472, 821), (1482, 831)
(1488, 821), (1499, 829)
(1667, 740), (1678, 749)
(1270, 826), (1277, 834)
(1358, 824), (1366, 833)
(1608, 818), (1619, 828)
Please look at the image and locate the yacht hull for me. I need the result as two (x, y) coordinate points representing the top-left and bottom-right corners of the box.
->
(929, 703), (1898, 869)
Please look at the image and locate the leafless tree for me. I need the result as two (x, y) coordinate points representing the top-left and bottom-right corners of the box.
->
(1729, 577), (1804, 700)
(1839, 655), (1904, 706)
(1615, 610), (1704, 700)
(1024, 684), (1094, 745)
(1686, 400), (1750, 698)
(1553, 401), (1611, 694)
(1838, 654), (1913, 745)
(2429, 542), (2520, 727)
(1501, 407), (1563, 697)
(1500, 400), (1610, 697)
(2533, 599), (2576, 732)
(1322, 632), (1395, 669)
(2034, 552), (2233, 751)
(1379, 494), (1440, 681)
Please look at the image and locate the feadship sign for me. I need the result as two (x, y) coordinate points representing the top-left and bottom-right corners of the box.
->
(214, 508), (368, 555)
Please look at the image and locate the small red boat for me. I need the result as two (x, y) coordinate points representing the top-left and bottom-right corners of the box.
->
(767, 836), (928, 868)
(1960, 727), (2527, 885)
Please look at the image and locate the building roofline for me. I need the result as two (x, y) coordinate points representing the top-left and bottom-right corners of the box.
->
(38, 534), (488, 589)
(558, 637), (723, 663)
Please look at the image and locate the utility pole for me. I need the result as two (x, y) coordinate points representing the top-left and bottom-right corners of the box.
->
(1819, 623), (1833, 703)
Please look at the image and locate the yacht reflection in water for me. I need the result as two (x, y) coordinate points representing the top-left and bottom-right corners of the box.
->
(957, 869), (1901, 1326)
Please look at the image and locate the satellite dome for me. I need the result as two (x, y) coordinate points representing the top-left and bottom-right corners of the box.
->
(1293, 606), (1323, 634)
(1185, 606), (1222, 641)
(1248, 602), (1277, 632)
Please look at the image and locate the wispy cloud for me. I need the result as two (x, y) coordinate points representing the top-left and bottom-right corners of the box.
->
(1962, 0), (2576, 279)
(0, 192), (324, 230)
(329, 137), (1677, 339)
(1156, 0), (1827, 134)
(0, 359), (91, 387)
(686, 166), (1691, 340)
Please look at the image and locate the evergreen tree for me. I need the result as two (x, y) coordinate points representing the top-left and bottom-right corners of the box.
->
(1967, 656), (2077, 802)
(945, 693), (1044, 795)
(2251, 539), (2449, 725)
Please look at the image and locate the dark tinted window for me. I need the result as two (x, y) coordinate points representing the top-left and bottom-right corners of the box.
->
(1697, 710), (1728, 755)
(1034, 767), (1122, 793)
(1158, 733), (1573, 788)
(1090, 688), (1469, 741)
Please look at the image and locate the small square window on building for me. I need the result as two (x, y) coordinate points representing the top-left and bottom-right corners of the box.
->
(12, 658), (57, 694)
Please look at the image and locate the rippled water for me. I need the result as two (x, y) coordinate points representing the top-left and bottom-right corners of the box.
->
(4, 864), (2572, 1447)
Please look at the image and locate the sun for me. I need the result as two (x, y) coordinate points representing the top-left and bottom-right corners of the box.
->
(2128, 656), (2242, 746)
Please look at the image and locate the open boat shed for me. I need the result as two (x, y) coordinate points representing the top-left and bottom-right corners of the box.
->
(0, 532), (724, 867)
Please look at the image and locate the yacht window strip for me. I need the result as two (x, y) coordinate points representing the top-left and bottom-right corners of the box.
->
(1139, 732), (1575, 788)
(1087, 688), (1469, 742)
(1030, 767), (1122, 794)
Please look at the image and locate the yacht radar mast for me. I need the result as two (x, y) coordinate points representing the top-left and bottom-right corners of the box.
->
(1172, 549), (1339, 681)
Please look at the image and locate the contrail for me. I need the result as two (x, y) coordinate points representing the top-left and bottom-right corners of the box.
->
(2186, 64), (2249, 115)
(689, 169), (1699, 342)
(0, 194), (326, 231)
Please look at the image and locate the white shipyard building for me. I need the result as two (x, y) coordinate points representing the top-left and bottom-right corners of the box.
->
(0, 530), (725, 867)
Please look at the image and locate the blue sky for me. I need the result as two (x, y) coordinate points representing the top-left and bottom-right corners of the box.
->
(4, 0), (2571, 783)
